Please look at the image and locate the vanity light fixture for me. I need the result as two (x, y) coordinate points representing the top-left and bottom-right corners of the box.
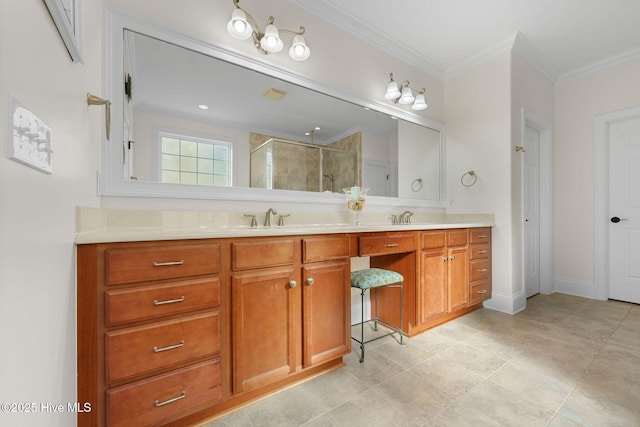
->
(384, 73), (428, 111)
(227, 0), (311, 61)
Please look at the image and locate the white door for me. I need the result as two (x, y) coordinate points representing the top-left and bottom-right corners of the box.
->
(363, 160), (391, 197)
(609, 117), (640, 303)
(524, 125), (541, 298)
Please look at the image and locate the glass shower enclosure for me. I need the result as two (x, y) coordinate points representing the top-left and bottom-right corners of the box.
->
(250, 138), (358, 193)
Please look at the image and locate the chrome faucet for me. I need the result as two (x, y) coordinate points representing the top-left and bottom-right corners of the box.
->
(264, 208), (278, 227)
(399, 210), (414, 225)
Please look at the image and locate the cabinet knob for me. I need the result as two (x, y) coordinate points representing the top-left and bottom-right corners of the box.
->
(450, 255), (456, 260)
(306, 278), (314, 285)
(443, 257), (448, 261)
(289, 280), (297, 288)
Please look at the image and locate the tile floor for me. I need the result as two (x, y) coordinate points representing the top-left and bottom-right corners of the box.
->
(202, 293), (640, 426)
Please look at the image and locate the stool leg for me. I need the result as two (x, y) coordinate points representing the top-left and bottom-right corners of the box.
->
(399, 281), (404, 345)
(373, 287), (378, 331)
(360, 289), (365, 363)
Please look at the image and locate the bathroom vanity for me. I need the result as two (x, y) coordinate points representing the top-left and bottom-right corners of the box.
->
(76, 212), (492, 426)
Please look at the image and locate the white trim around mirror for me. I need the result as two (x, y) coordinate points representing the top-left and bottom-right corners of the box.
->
(101, 8), (446, 208)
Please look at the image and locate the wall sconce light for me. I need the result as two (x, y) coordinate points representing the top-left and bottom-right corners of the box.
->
(227, 0), (310, 61)
(384, 73), (427, 111)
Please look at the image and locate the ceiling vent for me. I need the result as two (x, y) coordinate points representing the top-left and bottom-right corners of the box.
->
(262, 87), (286, 101)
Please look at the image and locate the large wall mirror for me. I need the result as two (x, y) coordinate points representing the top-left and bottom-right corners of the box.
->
(103, 10), (445, 207)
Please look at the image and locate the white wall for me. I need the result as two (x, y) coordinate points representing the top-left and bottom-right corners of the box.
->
(0, 2), (102, 426)
(444, 51), (515, 313)
(553, 57), (640, 297)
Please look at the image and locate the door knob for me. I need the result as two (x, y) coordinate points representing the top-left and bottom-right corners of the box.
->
(610, 216), (628, 223)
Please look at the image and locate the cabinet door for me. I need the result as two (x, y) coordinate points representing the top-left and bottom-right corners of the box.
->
(419, 249), (447, 323)
(447, 246), (469, 312)
(231, 268), (299, 393)
(302, 261), (350, 367)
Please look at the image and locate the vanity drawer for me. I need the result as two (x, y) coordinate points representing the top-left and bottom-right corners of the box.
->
(447, 230), (468, 247)
(302, 235), (350, 263)
(470, 281), (492, 305)
(359, 233), (417, 256)
(106, 359), (222, 427)
(232, 238), (295, 270)
(106, 312), (220, 384)
(421, 231), (446, 249)
(469, 228), (491, 244)
(105, 278), (220, 326)
(469, 244), (491, 260)
(469, 259), (491, 283)
(105, 243), (221, 286)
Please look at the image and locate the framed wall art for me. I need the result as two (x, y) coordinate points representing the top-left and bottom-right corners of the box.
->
(43, 0), (83, 63)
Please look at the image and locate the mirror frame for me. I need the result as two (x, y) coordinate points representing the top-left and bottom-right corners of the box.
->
(102, 9), (446, 208)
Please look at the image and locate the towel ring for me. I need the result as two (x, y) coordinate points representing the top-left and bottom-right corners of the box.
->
(461, 170), (477, 187)
(411, 178), (423, 192)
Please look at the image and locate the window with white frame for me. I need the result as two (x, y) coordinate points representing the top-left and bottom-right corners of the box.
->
(159, 132), (232, 186)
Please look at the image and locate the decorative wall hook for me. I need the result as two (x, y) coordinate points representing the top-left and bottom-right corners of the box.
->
(87, 93), (111, 140)
(515, 146), (526, 152)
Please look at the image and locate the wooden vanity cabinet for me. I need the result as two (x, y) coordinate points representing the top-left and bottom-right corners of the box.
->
(469, 228), (492, 305)
(77, 240), (224, 427)
(301, 236), (351, 367)
(230, 237), (298, 394)
(230, 235), (350, 395)
(416, 230), (469, 330)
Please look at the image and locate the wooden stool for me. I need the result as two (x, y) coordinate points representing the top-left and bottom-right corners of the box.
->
(350, 268), (404, 362)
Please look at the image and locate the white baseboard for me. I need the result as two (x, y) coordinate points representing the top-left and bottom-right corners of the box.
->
(483, 290), (526, 315)
(554, 277), (599, 299)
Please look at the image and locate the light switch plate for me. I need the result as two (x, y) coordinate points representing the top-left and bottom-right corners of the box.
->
(8, 96), (53, 174)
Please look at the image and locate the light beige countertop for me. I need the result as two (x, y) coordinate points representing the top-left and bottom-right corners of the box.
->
(75, 207), (495, 244)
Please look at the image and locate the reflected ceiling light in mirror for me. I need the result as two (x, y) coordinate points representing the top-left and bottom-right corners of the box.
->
(384, 73), (428, 111)
(227, 0), (310, 61)
(198, 104), (209, 110)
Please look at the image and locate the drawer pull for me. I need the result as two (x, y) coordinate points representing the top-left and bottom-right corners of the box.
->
(477, 268), (488, 273)
(384, 243), (399, 248)
(153, 296), (185, 306)
(152, 260), (185, 267)
(476, 235), (488, 238)
(154, 390), (186, 407)
(478, 250), (488, 254)
(153, 340), (185, 353)
(477, 290), (488, 294)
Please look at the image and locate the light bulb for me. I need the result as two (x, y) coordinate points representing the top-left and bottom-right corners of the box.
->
(289, 34), (310, 61)
(398, 86), (414, 105)
(260, 24), (283, 53)
(227, 9), (252, 40)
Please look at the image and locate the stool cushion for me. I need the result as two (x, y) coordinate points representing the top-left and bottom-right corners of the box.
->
(350, 268), (404, 289)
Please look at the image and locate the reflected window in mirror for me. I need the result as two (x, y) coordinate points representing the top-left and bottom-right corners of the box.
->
(158, 132), (232, 186)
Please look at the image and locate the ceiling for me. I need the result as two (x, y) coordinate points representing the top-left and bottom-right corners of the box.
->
(292, 0), (640, 82)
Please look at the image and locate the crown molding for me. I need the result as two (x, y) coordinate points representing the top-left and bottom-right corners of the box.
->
(555, 45), (640, 83)
(291, 0), (446, 79)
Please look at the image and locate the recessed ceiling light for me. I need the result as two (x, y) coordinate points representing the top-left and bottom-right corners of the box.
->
(198, 104), (209, 110)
